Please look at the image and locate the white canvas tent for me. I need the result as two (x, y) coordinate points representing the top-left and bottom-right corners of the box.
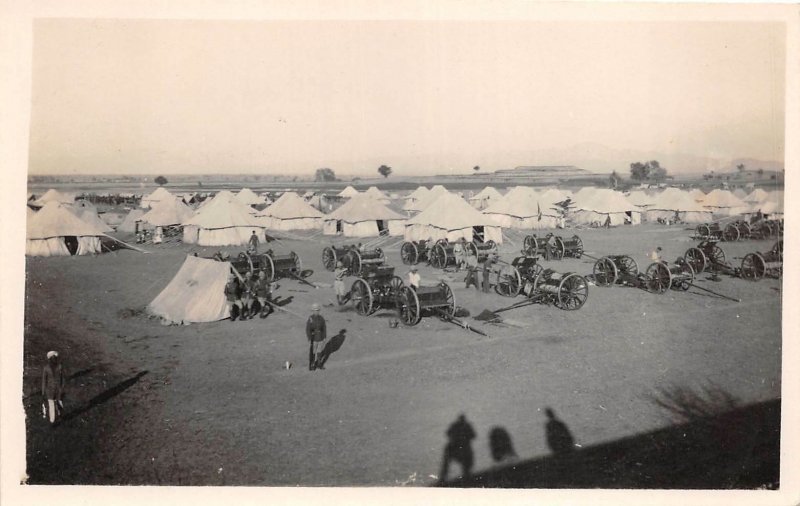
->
(625, 190), (654, 208)
(338, 186), (360, 198)
(403, 185), (450, 212)
(26, 202), (106, 256)
(571, 189), (641, 226)
(646, 188), (712, 223)
(117, 208), (146, 233)
(141, 187), (175, 209)
(257, 192), (324, 230)
(365, 186), (390, 203)
(688, 189), (707, 202)
(31, 189), (74, 207)
(701, 189), (748, 216)
(234, 188), (267, 206)
(743, 188), (770, 204)
(140, 197), (195, 227)
(405, 192), (502, 244)
(183, 192), (266, 246)
(323, 194), (406, 237)
(732, 188), (748, 199)
(483, 188), (552, 229)
(147, 255), (232, 324)
(468, 186), (504, 210)
(77, 208), (115, 233)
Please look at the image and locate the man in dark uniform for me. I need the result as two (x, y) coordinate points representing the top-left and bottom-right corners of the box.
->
(439, 414), (476, 482)
(247, 230), (259, 254)
(240, 271), (258, 319)
(481, 256), (496, 293)
(306, 304), (327, 371)
(224, 273), (243, 321)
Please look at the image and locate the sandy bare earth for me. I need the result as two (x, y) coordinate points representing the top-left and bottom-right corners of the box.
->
(22, 223), (781, 486)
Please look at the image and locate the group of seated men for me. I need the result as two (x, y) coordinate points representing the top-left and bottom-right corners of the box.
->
(224, 270), (277, 321)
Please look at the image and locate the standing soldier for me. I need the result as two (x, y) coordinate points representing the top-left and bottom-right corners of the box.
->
(240, 271), (258, 319)
(254, 270), (274, 318)
(464, 248), (479, 290)
(481, 256), (495, 293)
(225, 272), (244, 321)
(306, 304), (327, 371)
(248, 230), (259, 254)
(41, 351), (65, 425)
(334, 261), (349, 305)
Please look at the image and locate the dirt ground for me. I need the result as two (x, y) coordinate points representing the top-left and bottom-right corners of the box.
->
(22, 222), (782, 486)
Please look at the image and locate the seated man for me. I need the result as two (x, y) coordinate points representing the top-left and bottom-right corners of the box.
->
(407, 266), (421, 291)
(240, 271), (257, 319)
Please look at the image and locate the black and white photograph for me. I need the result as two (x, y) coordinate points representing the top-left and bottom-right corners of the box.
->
(1, 1), (798, 505)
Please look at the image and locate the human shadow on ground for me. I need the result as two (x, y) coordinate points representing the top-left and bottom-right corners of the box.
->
(438, 396), (779, 489)
(438, 414), (477, 483)
(545, 407), (575, 456)
(60, 371), (149, 423)
(489, 426), (518, 464)
(319, 330), (347, 367)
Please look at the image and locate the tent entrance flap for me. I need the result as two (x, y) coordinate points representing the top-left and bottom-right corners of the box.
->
(64, 236), (79, 255)
(376, 220), (388, 235)
(472, 226), (485, 243)
(336, 220), (343, 233)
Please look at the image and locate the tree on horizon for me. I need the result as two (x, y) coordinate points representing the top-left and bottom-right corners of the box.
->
(378, 165), (392, 178)
(154, 175), (168, 186)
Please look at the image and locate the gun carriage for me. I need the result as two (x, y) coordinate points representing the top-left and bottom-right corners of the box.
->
(349, 264), (406, 317)
(322, 244), (357, 271)
(521, 234), (583, 260)
(494, 255), (588, 310)
(591, 255), (640, 287)
(740, 240), (783, 281)
(231, 250), (303, 282)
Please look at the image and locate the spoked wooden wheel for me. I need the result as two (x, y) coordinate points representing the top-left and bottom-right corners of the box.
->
(485, 240), (496, 250)
(396, 286), (421, 326)
(645, 262), (671, 294)
(684, 247), (707, 274)
(737, 222), (751, 239)
(696, 224), (711, 237)
(291, 251), (302, 276)
(557, 273), (589, 310)
(431, 243), (448, 269)
(723, 223), (740, 242)
(350, 278), (374, 315)
(388, 275), (405, 297)
(553, 236), (566, 260)
(569, 236), (583, 258)
(495, 264), (522, 296)
(592, 257), (618, 287)
(741, 253), (766, 281)
(346, 249), (362, 275)
(523, 235), (537, 251)
(675, 259), (695, 291)
(322, 246), (337, 271)
(708, 244), (726, 269)
(618, 255), (639, 277)
(260, 253), (275, 281)
(238, 252), (254, 276)
(441, 283), (456, 317)
(400, 242), (418, 265)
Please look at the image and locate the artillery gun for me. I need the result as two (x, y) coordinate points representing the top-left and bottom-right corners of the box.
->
(494, 255), (589, 310)
(521, 234), (583, 260)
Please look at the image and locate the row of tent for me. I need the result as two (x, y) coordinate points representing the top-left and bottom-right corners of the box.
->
(26, 184), (783, 256)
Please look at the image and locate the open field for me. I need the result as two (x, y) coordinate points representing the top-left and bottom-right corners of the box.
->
(23, 223), (781, 486)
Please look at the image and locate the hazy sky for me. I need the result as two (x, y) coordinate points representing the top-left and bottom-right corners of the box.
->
(28, 19), (785, 175)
